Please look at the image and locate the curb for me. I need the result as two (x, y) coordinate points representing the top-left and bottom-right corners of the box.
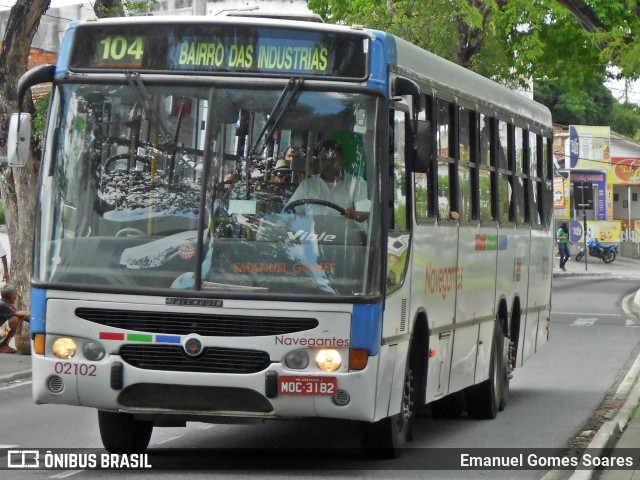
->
(567, 352), (640, 480)
(0, 369), (31, 386)
(553, 271), (612, 278)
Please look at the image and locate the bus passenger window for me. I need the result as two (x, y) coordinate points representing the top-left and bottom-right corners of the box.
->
(514, 127), (526, 225)
(459, 107), (471, 162)
(480, 114), (491, 166)
(528, 132), (538, 178)
(415, 173), (428, 220)
(392, 110), (407, 231)
(437, 99), (453, 220)
(458, 164), (472, 221)
(498, 121), (511, 223)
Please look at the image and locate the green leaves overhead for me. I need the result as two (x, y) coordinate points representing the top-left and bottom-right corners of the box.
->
(308, 0), (640, 91)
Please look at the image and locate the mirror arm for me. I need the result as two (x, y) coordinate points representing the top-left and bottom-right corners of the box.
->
(17, 64), (55, 111)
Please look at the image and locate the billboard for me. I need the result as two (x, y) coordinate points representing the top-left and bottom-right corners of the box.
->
(568, 126), (610, 170)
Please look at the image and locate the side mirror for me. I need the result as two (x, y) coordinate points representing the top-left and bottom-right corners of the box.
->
(411, 119), (432, 173)
(6, 113), (31, 167)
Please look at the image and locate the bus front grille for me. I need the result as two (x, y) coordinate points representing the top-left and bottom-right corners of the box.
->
(119, 344), (271, 374)
(76, 307), (318, 336)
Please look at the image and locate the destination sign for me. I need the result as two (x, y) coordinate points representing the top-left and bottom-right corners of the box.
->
(69, 24), (369, 79)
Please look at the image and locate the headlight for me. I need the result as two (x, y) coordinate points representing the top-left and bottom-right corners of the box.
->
(284, 350), (309, 369)
(52, 338), (76, 359)
(82, 341), (106, 361)
(315, 349), (341, 372)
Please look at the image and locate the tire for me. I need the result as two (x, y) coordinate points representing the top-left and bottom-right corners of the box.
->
(602, 250), (616, 264)
(98, 410), (153, 453)
(575, 251), (584, 262)
(361, 350), (416, 458)
(465, 323), (506, 419)
(499, 334), (512, 411)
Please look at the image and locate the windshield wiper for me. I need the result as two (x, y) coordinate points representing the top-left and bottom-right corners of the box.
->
(125, 71), (171, 143)
(202, 281), (269, 291)
(248, 78), (303, 157)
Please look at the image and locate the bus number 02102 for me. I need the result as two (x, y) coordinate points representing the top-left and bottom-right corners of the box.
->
(54, 362), (97, 377)
(99, 36), (144, 61)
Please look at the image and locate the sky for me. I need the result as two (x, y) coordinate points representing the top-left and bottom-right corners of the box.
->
(606, 77), (640, 106)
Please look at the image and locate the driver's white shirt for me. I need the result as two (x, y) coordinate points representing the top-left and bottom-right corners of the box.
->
(287, 173), (367, 215)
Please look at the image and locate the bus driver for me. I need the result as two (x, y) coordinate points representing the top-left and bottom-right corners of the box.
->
(285, 139), (369, 222)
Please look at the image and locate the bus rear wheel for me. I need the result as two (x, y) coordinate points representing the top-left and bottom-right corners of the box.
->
(465, 324), (506, 419)
(98, 410), (153, 453)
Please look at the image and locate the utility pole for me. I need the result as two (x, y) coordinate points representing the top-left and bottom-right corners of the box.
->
(574, 181), (594, 271)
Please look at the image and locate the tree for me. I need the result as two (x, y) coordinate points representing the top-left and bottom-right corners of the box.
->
(307, 0), (640, 91)
(0, 0), (52, 318)
(557, 0), (640, 79)
(0, 0), (157, 352)
(534, 75), (615, 125)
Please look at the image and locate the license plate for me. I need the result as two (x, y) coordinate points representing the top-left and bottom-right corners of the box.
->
(278, 375), (337, 396)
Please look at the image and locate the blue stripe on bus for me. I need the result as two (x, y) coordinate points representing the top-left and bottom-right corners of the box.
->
(155, 334), (181, 344)
(367, 31), (396, 92)
(351, 303), (383, 355)
(30, 288), (47, 335)
(56, 21), (79, 76)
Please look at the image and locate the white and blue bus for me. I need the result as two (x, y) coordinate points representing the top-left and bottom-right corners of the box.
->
(8, 14), (553, 457)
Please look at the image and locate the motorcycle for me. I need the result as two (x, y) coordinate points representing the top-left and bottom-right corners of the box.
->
(574, 237), (619, 264)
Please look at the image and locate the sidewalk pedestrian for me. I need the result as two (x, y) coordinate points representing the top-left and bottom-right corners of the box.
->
(0, 242), (9, 283)
(0, 284), (29, 354)
(557, 222), (571, 272)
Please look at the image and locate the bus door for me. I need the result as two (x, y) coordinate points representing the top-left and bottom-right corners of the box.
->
(379, 107), (413, 417)
(383, 109), (412, 340)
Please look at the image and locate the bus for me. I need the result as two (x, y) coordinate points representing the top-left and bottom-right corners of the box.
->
(7, 14), (553, 457)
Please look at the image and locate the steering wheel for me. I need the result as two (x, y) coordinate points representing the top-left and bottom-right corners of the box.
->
(115, 228), (145, 237)
(283, 199), (346, 215)
(104, 153), (151, 173)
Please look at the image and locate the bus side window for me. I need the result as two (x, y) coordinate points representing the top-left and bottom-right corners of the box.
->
(391, 110), (408, 231)
(387, 109), (410, 293)
(497, 120), (511, 224)
(437, 98), (454, 220)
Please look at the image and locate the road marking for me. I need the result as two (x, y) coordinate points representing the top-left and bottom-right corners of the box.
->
(155, 435), (182, 445)
(0, 444), (18, 448)
(626, 319), (639, 327)
(50, 471), (82, 478)
(0, 380), (32, 391)
(572, 318), (597, 326)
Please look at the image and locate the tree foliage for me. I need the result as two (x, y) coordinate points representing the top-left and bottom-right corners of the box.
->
(308, 0), (640, 90)
(308, 0), (640, 137)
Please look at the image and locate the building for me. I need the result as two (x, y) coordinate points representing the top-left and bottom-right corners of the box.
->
(553, 125), (640, 244)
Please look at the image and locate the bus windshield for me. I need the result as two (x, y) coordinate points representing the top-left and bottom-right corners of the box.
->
(35, 82), (382, 298)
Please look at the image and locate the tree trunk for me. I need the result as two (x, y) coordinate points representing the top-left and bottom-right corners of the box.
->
(0, 0), (51, 354)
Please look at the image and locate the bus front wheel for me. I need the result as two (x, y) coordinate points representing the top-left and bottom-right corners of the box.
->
(361, 349), (416, 458)
(98, 410), (153, 453)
